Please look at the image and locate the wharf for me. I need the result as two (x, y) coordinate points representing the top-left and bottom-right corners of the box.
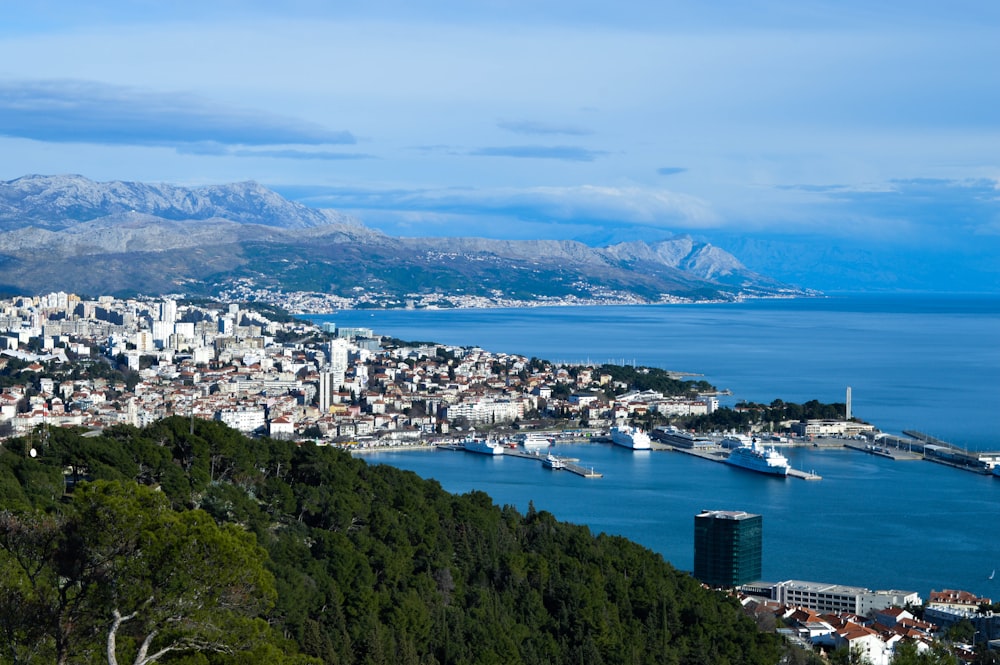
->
(505, 449), (602, 477)
(843, 441), (922, 461)
(562, 460), (603, 478)
(660, 444), (822, 480)
(441, 446), (602, 478)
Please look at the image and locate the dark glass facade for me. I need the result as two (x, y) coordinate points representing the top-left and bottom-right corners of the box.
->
(693, 510), (762, 587)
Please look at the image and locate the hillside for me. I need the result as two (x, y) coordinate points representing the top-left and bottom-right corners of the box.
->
(0, 418), (785, 664)
(0, 175), (811, 301)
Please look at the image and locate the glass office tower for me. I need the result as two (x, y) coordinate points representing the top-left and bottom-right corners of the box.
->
(693, 510), (762, 587)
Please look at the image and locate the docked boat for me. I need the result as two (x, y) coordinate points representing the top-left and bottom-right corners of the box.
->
(542, 454), (565, 470)
(719, 433), (753, 449)
(655, 426), (714, 449)
(609, 425), (652, 450)
(725, 437), (790, 476)
(520, 433), (553, 450)
(462, 434), (505, 456)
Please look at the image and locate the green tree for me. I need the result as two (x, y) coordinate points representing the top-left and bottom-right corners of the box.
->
(830, 644), (873, 665)
(0, 481), (276, 665)
(890, 639), (959, 665)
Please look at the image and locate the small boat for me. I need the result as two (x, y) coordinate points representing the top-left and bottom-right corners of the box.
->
(542, 454), (565, 470)
(989, 569), (995, 580)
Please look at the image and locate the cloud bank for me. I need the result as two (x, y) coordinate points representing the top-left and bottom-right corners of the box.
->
(0, 79), (355, 149)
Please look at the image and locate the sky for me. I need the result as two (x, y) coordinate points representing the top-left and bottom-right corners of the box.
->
(2, 1), (999, 292)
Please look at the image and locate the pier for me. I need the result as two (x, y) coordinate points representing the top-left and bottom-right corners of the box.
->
(842, 441), (923, 461)
(845, 431), (1000, 475)
(503, 449), (603, 477)
(561, 460), (603, 478)
(658, 443), (822, 480)
(441, 446), (603, 478)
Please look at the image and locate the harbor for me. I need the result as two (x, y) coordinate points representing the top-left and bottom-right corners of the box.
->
(655, 442), (823, 481)
(438, 442), (604, 478)
(355, 426), (1000, 485)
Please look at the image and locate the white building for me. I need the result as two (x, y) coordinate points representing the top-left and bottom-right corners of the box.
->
(774, 580), (921, 615)
(217, 408), (266, 433)
(791, 419), (875, 437)
(268, 416), (295, 439)
(318, 370), (344, 413)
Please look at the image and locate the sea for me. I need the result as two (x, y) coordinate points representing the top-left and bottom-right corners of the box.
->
(311, 293), (1000, 597)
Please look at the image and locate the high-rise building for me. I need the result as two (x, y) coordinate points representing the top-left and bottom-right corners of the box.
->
(318, 369), (343, 414)
(159, 298), (177, 323)
(693, 509), (762, 587)
(328, 338), (349, 371)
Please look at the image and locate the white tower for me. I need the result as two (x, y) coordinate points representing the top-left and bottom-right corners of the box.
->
(846, 386), (852, 421)
(159, 298), (177, 323)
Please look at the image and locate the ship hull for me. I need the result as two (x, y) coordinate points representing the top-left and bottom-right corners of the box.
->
(609, 426), (652, 450)
(462, 440), (505, 455)
(725, 447), (789, 476)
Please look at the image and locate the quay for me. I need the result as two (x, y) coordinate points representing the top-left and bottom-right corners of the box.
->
(842, 441), (922, 461)
(501, 449), (603, 478)
(440, 445), (603, 478)
(842, 431), (1000, 475)
(657, 443), (822, 480)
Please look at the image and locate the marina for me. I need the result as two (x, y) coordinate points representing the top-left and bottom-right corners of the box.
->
(438, 442), (603, 478)
(658, 442), (823, 481)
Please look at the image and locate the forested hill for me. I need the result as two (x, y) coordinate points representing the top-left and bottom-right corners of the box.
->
(0, 418), (783, 664)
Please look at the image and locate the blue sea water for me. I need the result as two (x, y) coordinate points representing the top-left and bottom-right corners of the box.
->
(315, 293), (1000, 449)
(312, 294), (1000, 597)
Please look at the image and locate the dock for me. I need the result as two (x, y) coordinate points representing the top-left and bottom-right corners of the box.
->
(440, 445), (603, 478)
(561, 460), (603, 478)
(504, 449), (602, 477)
(660, 444), (821, 480)
(843, 441), (922, 461)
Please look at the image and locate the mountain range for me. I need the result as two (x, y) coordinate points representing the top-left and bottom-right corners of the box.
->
(0, 174), (812, 302)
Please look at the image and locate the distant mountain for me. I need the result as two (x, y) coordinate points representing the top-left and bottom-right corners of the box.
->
(0, 174), (353, 230)
(0, 175), (812, 301)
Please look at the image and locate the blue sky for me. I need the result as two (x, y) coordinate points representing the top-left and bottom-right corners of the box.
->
(2, 2), (999, 291)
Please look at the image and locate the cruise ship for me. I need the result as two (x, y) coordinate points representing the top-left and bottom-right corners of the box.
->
(725, 438), (790, 476)
(655, 426), (715, 449)
(609, 425), (652, 450)
(461, 434), (505, 456)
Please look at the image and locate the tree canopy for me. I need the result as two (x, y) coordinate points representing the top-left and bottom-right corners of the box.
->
(0, 419), (785, 664)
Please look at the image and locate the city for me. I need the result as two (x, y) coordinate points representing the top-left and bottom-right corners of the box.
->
(0, 291), (723, 443)
(3, 291), (1000, 663)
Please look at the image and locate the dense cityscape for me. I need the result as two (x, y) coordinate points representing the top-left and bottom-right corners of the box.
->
(1, 290), (999, 664)
(0, 290), (725, 443)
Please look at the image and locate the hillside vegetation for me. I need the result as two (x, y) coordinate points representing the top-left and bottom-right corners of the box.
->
(0, 418), (783, 664)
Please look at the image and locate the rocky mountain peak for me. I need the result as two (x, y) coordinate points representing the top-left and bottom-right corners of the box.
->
(0, 174), (357, 231)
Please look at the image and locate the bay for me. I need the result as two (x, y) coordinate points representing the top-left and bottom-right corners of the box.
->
(361, 443), (1000, 599)
(312, 293), (1000, 597)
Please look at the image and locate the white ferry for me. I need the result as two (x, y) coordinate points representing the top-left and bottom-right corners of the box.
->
(725, 437), (790, 476)
(461, 434), (505, 456)
(609, 425), (652, 450)
(520, 433), (553, 450)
